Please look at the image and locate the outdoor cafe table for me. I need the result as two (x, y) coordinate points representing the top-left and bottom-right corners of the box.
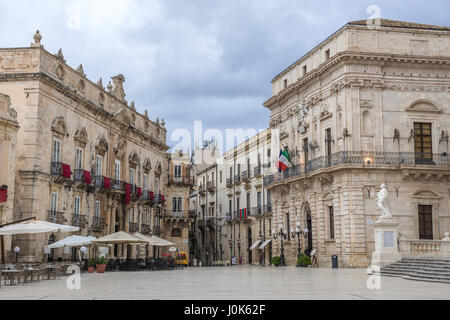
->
(22, 268), (41, 283)
(43, 265), (61, 280)
(1, 270), (23, 286)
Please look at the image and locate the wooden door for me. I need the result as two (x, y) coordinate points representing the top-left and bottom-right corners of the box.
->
(418, 205), (433, 240)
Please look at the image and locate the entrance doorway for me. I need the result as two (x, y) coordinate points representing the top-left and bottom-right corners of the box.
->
(418, 205), (433, 239)
(247, 227), (252, 264)
(306, 205), (313, 253)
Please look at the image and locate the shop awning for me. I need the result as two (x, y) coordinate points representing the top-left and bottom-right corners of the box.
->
(259, 239), (271, 249)
(249, 240), (262, 250)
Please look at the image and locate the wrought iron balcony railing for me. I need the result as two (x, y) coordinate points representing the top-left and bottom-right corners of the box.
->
(188, 210), (197, 219)
(254, 166), (262, 177)
(265, 151), (450, 187)
(153, 226), (162, 236)
(169, 176), (194, 186)
(47, 210), (66, 224)
(92, 217), (106, 232)
(263, 204), (272, 214)
(141, 224), (151, 235)
(111, 179), (125, 191)
(198, 184), (206, 194)
(72, 214), (87, 228)
(73, 169), (84, 182)
(207, 180), (215, 191)
(129, 222), (138, 233)
(250, 206), (262, 216)
(166, 210), (191, 219)
(234, 174), (241, 184)
(241, 170), (250, 182)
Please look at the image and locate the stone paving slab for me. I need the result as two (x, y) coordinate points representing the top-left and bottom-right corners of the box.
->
(0, 266), (448, 300)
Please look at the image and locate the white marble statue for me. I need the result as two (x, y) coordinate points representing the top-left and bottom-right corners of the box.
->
(377, 184), (392, 219)
(443, 232), (450, 241)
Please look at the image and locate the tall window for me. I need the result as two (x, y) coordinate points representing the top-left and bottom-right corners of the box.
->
(246, 193), (250, 213)
(129, 208), (134, 223)
(219, 171), (222, 183)
(143, 173), (148, 189)
(418, 205), (433, 240)
(174, 165), (182, 179)
(257, 192), (261, 210)
(52, 139), (61, 162)
(303, 138), (309, 164)
(155, 178), (159, 193)
(51, 193), (58, 212)
(229, 199), (232, 215)
(329, 206), (335, 240)
(95, 201), (100, 219)
(414, 123), (433, 164)
(267, 190), (271, 205)
(229, 167), (232, 179)
(96, 155), (103, 176)
(130, 168), (135, 185)
(75, 148), (83, 169)
(74, 196), (80, 217)
(114, 160), (121, 180)
(172, 197), (182, 212)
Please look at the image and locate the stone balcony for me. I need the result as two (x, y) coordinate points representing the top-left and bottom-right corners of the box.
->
(47, 210), (66, 224)
(129, 222), (139, 233)
(72, 214), (88, 228)
(92, 217), (106, 232)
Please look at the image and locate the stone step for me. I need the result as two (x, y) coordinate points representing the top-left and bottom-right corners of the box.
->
(382, 267), (450, 276)
(376, 258), (450, 284)
(384, 265), (450, 272)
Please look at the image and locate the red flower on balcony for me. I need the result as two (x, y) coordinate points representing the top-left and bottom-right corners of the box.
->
(62, 164), (72, 178)
(0, 187), (7, 203)
(125, 183), (131, 204)
(83, 170), (92, 184)
(103, 177), (111, 189)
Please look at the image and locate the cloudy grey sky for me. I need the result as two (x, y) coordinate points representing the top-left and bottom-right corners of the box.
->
(1, 0), (449, 151)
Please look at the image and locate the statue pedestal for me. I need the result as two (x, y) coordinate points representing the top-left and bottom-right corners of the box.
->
(371, 218), (402, 268)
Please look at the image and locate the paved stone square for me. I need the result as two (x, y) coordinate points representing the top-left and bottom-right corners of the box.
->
(0, 266), (448, 300)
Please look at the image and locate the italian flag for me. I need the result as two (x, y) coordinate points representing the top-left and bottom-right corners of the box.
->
(277, 149), (293, 172)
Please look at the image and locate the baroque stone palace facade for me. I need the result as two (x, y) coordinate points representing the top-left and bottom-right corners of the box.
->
(263, 20), (450, 267)
(0, 32), (192, 262)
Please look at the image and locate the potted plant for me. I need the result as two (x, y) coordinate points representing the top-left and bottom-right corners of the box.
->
(296, 254), (312, 268)
(87, 257), (96, 273)
(96, 256), (107, 273)
(271, 256), (281, 267)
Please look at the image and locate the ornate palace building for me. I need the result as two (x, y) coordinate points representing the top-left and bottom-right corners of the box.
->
(263, 20), (450, 267)
(0, 31), (192, 262)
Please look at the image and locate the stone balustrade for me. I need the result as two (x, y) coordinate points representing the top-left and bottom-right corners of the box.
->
(400, 239), (450, 259)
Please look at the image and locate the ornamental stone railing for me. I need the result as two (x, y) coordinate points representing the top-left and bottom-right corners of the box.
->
(399, 239), (450, 259)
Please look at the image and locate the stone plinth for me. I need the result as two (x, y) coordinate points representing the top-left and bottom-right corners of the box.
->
(371, 218), (402, 268)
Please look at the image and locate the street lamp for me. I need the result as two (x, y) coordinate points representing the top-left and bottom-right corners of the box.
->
(272, 224), (287, 266)
(228, 240), (233, 266)
(291, 221), (309, 261)
(237, 241), (241, 264)
(14, 246), (20, 263)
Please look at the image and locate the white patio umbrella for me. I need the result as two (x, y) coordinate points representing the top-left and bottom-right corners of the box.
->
(92, 231), (148, 244)
(0, 220), (79, 235)
(46, 235), (96, 249)
(132, 233), (175, 247)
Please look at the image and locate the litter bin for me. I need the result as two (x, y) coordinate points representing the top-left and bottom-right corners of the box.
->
(331, 255), (338, 269)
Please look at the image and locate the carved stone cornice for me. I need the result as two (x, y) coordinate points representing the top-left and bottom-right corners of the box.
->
(263, 52), (450, 109)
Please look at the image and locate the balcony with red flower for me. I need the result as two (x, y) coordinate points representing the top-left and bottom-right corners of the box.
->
(73, 168), (93, 190)
(51, 162), (72, 184)
(0, 185), (7, 204)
